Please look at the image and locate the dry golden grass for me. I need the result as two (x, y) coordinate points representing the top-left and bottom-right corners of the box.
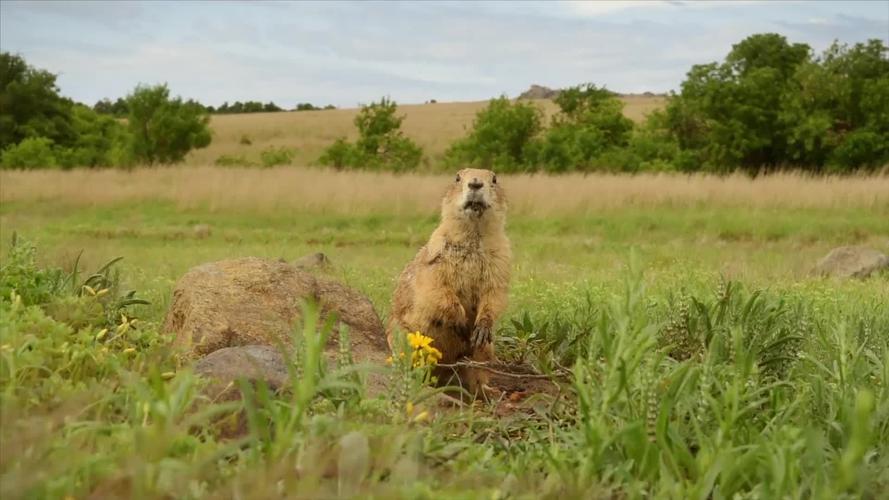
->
(189, 96), (666, 166)
(3, 166), (887, 216)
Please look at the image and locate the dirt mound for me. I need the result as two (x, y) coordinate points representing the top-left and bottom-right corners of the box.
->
(812, 246), (889, 279)
(517, 84), (561, 100)
(163, 257), (387, 358)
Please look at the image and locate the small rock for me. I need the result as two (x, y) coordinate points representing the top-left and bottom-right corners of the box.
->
(813, 246), (889, 279)
(194, 345), (289, 438)
(194, 345), (289, 403)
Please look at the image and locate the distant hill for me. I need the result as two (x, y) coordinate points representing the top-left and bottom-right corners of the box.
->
(185, 96), (667, 166)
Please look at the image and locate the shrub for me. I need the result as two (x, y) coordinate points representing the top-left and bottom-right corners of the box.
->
(127, 84), (212, 165)
(444, 96), (543, 172)
(318, 97), (423, 171)
(214, 153), (256, 167)
(56, 104), (133, 168)
(0, 137), (57, 169)
(318, 137), (358, 169)
(535, 84), (635, 172)
(260, 146), (295, 167)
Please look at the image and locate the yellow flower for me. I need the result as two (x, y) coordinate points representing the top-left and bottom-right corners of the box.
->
(83, 285), (97, 296)
(95, 328), (108, 341)
(412, 411), (430, 423)
(407, 331), (434, 350)
(123, 347), (136, 355)
(406, 401), (414, 416)
(96, 288), (109, 297)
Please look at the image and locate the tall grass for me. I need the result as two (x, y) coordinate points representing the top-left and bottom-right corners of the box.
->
(1, 241), (887, 498)
(2, 167), (888, 215)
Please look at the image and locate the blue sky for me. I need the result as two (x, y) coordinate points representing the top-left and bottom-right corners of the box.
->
(1, 1), (886, 108)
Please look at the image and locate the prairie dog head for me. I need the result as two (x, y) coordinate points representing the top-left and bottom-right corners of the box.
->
(441, 168), (506, 224)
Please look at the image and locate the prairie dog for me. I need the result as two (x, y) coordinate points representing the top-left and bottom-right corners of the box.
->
(388, 168), (511, 398)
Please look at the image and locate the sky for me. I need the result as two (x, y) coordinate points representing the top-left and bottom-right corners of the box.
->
(1, 1), (887, 109)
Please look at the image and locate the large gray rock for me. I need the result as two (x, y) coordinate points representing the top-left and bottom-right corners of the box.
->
(164, 257), (387, 358)
(517, 84), (561, 100)
(813, 246), (889, 279)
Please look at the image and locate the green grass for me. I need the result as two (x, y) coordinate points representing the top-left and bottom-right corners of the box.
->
(1, 197), (888, 498)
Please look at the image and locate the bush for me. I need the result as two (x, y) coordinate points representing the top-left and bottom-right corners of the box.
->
(56, 104), (133, 168)
(444, 96), (543, 172)
(535, 84), (635, 172)
(260, 146), (295, 167)
(127, 84), (212, 165)
(318, 137), (358, 169)
(1, 137), (57, 169)
(214, 153), (256, 167)
(318, 97), (423, 171)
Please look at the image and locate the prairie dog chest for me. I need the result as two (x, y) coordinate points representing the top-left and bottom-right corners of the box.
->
(441, 240), (493, 304)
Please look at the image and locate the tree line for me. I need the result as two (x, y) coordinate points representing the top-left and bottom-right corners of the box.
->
(3, 33), (887, 173)
(92, 97), (335, 117)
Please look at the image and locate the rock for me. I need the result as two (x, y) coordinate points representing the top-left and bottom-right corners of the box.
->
(813, 246), (889, 279)
(195, 345), (289, 403)
(192, 224), (211, 239)
(517, 84), (561, 100)
(163, 257), (388, 358)
(293, 252), (331, 270)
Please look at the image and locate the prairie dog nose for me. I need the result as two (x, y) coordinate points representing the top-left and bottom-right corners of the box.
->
(468, 179), (483, 190)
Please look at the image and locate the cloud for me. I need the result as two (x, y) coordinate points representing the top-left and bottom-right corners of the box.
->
(1, 0), (886, 108)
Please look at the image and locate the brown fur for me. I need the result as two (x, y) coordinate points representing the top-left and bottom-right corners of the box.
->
(388, 168), (511, 398)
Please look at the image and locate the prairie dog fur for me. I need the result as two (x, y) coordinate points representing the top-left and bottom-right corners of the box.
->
(388, 168), (511, 398)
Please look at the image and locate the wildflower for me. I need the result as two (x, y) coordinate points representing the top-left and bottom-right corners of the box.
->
(161, 371), (175, 380)
(95, 328), (108, 341)
(412, 411), (430, 423)
(83, 285), (97, 296)
(96, 288), (110, 297)
(117, 313), (137, 334)
(123, 347), (136, 355)
(406, 401), (415, 416)
(405, 332), (442, 368)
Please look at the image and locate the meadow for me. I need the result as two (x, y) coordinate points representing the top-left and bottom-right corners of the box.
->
(189, 95), (666, 168)
(1, 164), (888, 498)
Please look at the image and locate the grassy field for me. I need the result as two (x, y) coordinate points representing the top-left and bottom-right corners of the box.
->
(188, 95), (666, 167)
(2, 167), (888, 498)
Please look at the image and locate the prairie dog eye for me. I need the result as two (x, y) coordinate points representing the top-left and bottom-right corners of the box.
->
(455, 175), (461, 182)
(492, 175), (497, 184)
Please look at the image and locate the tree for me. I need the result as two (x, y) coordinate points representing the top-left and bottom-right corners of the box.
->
(536, 84), (635, 172)
(660, 34), (889, 173)
(444, 96), (543, 172)
(319, 97), (422, 171)
(0, 52), (76, 150)
(126, 84), (211, 165)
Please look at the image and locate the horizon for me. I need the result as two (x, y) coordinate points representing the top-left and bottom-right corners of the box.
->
(1, 0), (887, 108)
